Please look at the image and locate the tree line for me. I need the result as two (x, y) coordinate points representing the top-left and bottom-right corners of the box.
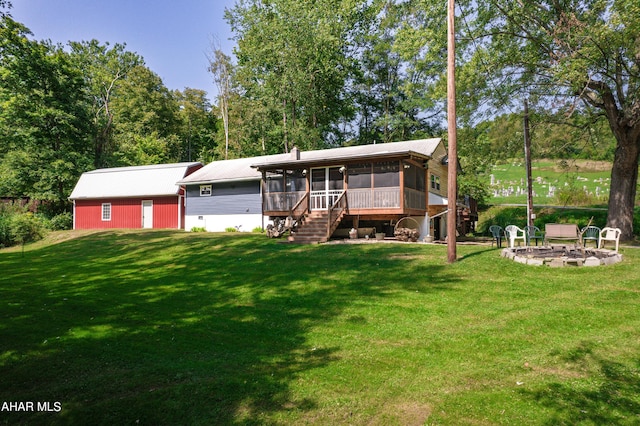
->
(0, 13), (219, 215)
(2, 0), (637, 238)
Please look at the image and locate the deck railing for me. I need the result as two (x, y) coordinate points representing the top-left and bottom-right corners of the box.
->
(263, 191), (305, 212)
(347, 187), (401, 209)
(311, 190), (343, 210)
(265, 186), (429, 214)
(404, 188), (426, 210)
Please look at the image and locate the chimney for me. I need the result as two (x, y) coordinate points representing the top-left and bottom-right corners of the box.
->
(291, 146), (300, 160)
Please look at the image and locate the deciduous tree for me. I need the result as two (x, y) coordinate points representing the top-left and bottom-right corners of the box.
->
(226, 0), (365, 153)
(69, 40), (142, 168)
(0, 17), (92, 211)
(457, 0), (640, 239)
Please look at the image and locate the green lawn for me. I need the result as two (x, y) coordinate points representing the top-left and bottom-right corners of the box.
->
(1, 231), (639, 425)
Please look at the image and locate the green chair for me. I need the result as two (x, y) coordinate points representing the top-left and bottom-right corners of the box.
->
(581, 225), (600, 248)
(524, 225), (544, 246)
(489, 225), (504, 248)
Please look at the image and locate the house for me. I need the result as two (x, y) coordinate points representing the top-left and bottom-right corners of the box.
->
(178, 138), (477, 242)
(69, 162), (202, 230)
(251, 138), (454, 242)
(177, 154), (284, 232)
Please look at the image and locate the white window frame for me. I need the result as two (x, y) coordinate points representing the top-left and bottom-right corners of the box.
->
(200, 184), (212, 197)
(101, 203), (112, 221)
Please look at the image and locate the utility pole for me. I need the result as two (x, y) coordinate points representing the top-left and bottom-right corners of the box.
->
(447, 0), (458, 263)
(524, 99), (533, 227)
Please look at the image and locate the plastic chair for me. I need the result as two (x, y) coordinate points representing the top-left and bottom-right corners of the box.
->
(489, 225), (504, 248)
(598, 227), (621, 252)
(581, 225), (601, 248)
(505, 225), (526, 248)
(524, 225), (544, 246)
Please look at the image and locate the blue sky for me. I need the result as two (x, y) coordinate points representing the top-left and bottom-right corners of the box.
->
(10, 0), (238, 101)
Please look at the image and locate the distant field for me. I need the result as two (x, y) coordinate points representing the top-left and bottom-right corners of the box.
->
(489, 159), (611, 205)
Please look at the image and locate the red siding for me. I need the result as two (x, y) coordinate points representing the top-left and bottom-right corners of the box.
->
(74, 197), (180, 229)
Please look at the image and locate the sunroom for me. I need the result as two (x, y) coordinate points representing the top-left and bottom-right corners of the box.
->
(259, 159), (428, 218)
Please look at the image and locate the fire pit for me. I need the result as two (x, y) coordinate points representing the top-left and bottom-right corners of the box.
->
(501, 245), (622, 267)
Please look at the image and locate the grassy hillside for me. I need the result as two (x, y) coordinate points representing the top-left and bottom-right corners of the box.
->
(489, 159), (612, 205)
(1, 231), (639, 425)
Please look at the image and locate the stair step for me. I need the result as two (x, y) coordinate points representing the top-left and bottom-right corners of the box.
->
(289, 209), (340, 244)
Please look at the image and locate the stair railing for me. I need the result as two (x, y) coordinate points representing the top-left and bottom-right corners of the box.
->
(289, 192), (309, 228)
(327, 191), (347, 239)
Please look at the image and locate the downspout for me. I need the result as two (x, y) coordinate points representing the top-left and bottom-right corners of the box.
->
(261, 171), (266, 231)
(399, 160), (405, 213)
(178, 194), (182, 230)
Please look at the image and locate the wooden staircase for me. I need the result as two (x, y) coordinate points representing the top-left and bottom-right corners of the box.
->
(289, 211), (331, 244)
(288, 191), (348, 244)
(289, 210), (346, 244)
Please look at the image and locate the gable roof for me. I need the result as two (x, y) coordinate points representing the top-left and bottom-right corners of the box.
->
(177, 138), (443, 185)
(251, 138), (442, 170)
(177, 154), (285, 185)
(69, 162), (202, 200)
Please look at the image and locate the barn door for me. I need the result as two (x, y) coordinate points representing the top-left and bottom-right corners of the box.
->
(142, 200), (153, 228)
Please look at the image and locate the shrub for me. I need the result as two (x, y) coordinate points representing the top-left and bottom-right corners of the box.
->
(477, 205), (612, 236)
(252, 227), (264, 233)
(10, 212), (47, 248)
(0, 214), (13, 248)
(0, 204), (26, 247)
(225, 227), (238, 232)
(48, 212), (73, 230)
(190, 226), (207, 232)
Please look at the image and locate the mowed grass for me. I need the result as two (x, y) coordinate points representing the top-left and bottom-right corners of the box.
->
(1, 230), (639, 425)
(490, 159), (611, 205)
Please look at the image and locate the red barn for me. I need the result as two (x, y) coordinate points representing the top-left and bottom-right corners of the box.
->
(69, 162), (202, 230)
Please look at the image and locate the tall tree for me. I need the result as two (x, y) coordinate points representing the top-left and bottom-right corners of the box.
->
(207, 39), (233, 159)
(69, 40), (142, 168)
(226, 0), (365, 153)
(0, 17), (92, 211)
(176, 87), (218, 163)
(354, 0), (441, 145)
(109, 65), (182, 165)
(456, 0), (640, 239)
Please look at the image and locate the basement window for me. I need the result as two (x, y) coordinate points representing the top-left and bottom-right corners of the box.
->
(101, 203), (111, 221)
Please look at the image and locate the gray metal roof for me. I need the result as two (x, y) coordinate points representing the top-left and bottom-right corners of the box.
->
(177, 154), (288, 185)
(178, 138), (443, 185)
(69, 162), (202, 199)
(251, 138), (442, 169)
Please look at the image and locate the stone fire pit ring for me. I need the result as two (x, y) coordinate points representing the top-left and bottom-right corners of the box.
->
(501, 245), (622, 267)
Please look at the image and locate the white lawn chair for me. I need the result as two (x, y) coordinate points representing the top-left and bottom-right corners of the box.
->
(598, 227), (621, 252)
(505, 225), (526, 248)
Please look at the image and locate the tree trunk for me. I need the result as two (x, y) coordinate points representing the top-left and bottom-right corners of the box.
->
(282, 99), (289, 153)
(586, 81), (640, 241)
(607, 135), (639, 240)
